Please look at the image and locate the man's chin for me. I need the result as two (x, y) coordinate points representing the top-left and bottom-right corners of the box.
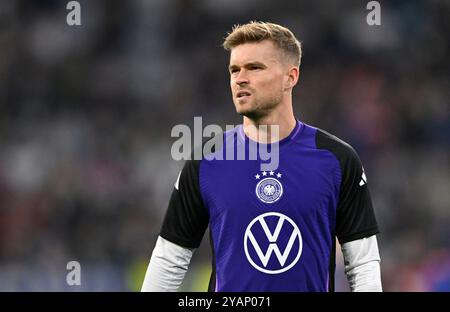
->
(236, 105), (252, 116)
(237, 108), (262, 120)
(235, 102), (265, 119)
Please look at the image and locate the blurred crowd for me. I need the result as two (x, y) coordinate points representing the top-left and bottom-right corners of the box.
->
(0, 0), (449, 291)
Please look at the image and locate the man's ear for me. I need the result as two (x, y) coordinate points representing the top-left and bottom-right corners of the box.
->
(285, 66), (300, 90)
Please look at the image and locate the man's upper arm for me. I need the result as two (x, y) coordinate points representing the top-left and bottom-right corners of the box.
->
(315, 128), (379, 244)
(334, 144), (379, 244)
(160, 159), (209, 249)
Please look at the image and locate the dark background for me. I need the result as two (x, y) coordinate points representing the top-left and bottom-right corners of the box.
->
(0, 0), (449, 291)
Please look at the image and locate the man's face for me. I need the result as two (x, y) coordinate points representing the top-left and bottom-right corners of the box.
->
(229, 40), (287, 119)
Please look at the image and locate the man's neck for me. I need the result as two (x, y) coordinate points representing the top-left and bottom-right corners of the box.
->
(242, 109), (297, 144)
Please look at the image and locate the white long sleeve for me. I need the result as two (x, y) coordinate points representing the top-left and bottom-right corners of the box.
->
(141, 236), (194, 292)
(341, 235), (382, 292)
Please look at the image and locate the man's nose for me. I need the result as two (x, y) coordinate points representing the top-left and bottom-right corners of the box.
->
(235, 70), (249, 85)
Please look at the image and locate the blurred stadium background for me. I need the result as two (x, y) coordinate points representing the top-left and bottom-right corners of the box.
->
(0, 0), (449, 291)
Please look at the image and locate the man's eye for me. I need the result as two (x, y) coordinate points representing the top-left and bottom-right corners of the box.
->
(230, 69), (239, 74)
(249, 66), (260, 70)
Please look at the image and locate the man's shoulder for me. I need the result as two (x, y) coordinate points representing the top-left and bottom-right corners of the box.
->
(314, 127), (352, 150)
(307, 125), (361, 165)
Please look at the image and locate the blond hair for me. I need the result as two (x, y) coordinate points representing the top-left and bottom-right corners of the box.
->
(223, 21), (302, 66)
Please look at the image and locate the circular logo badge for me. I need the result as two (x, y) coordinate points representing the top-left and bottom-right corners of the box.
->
(256, 177), (283, 203)
(244, 212), (303, 274)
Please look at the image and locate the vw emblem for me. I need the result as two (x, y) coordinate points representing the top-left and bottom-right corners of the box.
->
(244, 212), (302, 274)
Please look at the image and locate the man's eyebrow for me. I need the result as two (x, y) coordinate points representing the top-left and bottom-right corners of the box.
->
(245, 61), (266, 68)
(228, 62), (266, 70)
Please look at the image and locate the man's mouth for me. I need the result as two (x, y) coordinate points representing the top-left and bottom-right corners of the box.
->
(237, 91), (251, 98)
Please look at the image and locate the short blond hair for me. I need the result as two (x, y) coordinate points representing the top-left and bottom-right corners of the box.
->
(223, 21), (302, 66)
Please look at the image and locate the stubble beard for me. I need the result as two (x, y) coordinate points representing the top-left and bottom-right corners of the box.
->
(236, 93), (282, 121)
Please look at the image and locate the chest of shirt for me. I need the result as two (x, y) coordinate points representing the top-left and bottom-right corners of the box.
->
(199, 148), (341, 224)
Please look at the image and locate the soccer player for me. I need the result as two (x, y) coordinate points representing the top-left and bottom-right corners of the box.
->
(141, 21), (382, 292)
